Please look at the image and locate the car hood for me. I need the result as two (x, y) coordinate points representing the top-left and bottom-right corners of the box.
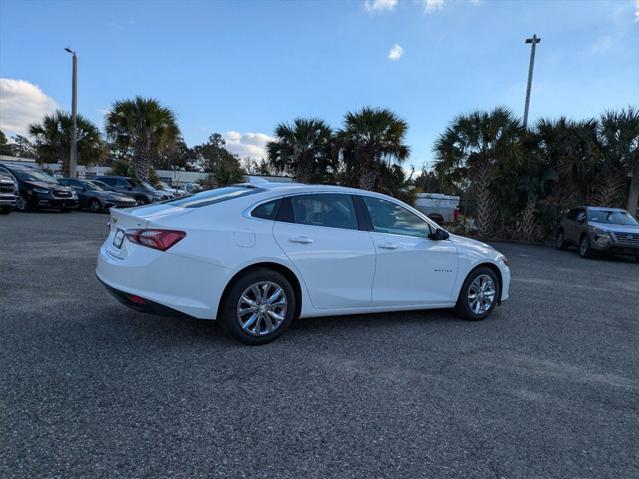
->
(98, 191), (135, 201)
(589, 222), (639, 234)
(25, 181), (72, 193)
(448, 233), (503, 259)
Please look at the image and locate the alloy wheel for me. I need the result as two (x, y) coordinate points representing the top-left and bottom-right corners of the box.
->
(236, 281), (288, 337)
(467, 274), (496, 315)
(16, 194), (27, 211)
(90, 200), (101, 212)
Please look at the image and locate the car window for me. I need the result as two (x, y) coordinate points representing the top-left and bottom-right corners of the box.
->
(576, 210), (586, 223)
(291, 194), (358, 230)
(98, 177), (115, 186)
(251, 199), (280, 220)
(588, 209), (638, 226)
(116, 179), (131, 188)
(363, 196), (432, 238)
(566, 209), (579, 221)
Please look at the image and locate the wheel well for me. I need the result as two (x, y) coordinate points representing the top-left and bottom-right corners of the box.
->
(474, 262), (503, 302)
(216, 262), (303, 320)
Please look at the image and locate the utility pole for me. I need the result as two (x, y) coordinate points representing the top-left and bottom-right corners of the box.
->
(65, 47), (78, 178)
(523, 34), (540, 129)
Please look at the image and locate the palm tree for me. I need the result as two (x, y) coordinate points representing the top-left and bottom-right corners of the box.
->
(434, 107), (523, 237)
(105, 97), (180, 181)
(336, 107), (409, 191)
(29, 110), (105, 175)
(597, 107), (639, 213)
(266, 118), (334, 183)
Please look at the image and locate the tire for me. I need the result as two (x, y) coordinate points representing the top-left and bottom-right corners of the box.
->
(89, 199), (102, 212)
(135, 196), (148, 206)
(556, 230), (568, 250)
(454, 266), (500, 321)
(218, 268), (296, 345)
(0, 205), (11, 214)
(15, 193), (29, 212)
(579, 236), (592, 259)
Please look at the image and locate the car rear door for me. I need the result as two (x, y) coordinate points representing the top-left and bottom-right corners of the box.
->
(360, 195), (459, 306)
(272, 193), (375, 309)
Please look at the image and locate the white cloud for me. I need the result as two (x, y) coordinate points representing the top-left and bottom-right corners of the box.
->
(0, 78), (58, 136)
(388, 43), (404, 60)
(423, 0), (444, 13)
(222, 131), (274, 160)
(364, 0), (398, 13)
(635, 0), (639, 22)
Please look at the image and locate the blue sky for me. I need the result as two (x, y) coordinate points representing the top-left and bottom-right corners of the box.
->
(1, 0), (637, 168)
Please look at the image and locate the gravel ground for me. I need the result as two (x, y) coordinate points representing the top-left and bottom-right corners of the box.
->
(1, 211), (638, 478)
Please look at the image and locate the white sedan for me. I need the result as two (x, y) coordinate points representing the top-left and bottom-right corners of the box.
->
(97, 183), (510, 345)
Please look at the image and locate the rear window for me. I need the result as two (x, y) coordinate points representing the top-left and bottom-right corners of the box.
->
(165, 186), (263, 208)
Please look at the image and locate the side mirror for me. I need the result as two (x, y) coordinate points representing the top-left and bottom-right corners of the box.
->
(430, 228), (450, 241)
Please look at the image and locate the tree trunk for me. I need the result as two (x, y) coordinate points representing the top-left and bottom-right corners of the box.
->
(473, 161), (497, 238)
(627, 162), (639, 216)
(358, 165), (377, 191)
(517, 197), (538, 241)
(134, 156), (150, 181)
(295, 154), (313, 184)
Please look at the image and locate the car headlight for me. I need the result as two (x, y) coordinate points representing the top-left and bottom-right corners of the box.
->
(71, 191), (78, 199)
(33, 187), (50, 194)
(592, 228), (612, 244)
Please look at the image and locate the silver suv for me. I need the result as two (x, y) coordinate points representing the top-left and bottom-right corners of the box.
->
(0, 173), (17, 214)
(556, 206), (639, 261)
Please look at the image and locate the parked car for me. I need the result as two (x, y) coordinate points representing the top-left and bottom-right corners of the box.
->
(414, 193), (460, 224)
(58, 178), (137, 212)
(0, 162), (78, 212)
(0, 172), (17, 214)
(94, 176), (165, 205)
(96, 183), (511, 345)
(556, 206), (639, 261)
(157, 181), (187, 198)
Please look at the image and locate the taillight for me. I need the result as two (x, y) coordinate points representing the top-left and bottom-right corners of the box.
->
(453, 208), (460, 220)
(125, 229), (186, 251)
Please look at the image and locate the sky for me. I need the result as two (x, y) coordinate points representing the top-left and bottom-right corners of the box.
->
(0, 0), (638, 169)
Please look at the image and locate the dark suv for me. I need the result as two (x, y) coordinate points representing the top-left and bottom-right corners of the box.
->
(94, 176), (164, 205)
(0, 162), (78, 212)
(556, 206), (639, 261)
(0, 172), (17, 214)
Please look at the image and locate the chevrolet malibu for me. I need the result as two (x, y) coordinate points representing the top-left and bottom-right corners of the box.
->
(96, 183), (510, 345)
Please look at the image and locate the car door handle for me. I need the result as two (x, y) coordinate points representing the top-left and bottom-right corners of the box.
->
(289, 236), (314, 244)
(378, 242), (398, 250)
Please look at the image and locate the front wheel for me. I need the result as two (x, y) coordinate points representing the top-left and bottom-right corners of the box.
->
(16, 193), (29, 212)
(454, 267), (500, 321)
(89, 199), (102, 212)
(579, 236), (592, 259)
(219, 268), (296, 345)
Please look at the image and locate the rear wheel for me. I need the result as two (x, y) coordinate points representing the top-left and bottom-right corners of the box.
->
(219, 268), (296, 345)
(556, 230), (567, 250)
(454, 267), (500, 321)
(579, 236), (592, 259)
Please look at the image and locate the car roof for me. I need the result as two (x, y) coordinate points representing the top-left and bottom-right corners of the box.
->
(580, 205), (628, 212)
(239, 182), (395, 199)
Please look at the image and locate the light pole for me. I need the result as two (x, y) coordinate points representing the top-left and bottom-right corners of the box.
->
(523, 34), (540, 129)
(65, 47), (78, 178)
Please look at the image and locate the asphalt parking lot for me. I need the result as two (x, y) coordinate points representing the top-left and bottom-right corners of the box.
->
(1, 211), (638, 478)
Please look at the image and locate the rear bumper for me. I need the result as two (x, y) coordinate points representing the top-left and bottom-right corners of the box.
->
(97, 276), (189, 317)
(96, 239), (229, 319)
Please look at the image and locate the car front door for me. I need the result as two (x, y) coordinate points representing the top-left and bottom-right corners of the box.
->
(360, 195), (459, 306)
(272, 193), (376, 310)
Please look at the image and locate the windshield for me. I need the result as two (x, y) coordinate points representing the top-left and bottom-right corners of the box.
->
(92, 181), (113, 191)
(165, 186), (262, 208)
(12, 167), (59, 184)
(589, 209), (638, 226)
(80, 181), (101, 191)
(129, 178), (156, 191)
